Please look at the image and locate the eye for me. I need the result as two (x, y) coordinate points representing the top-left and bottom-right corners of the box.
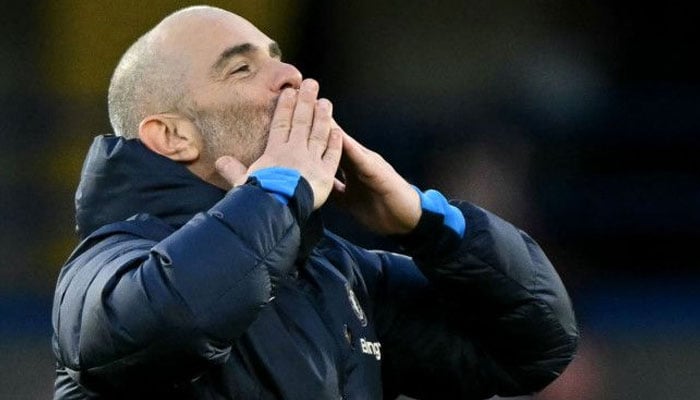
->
(230, 64), (250, 75)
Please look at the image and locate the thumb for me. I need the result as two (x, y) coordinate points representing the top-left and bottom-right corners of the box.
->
(215, 156), (248, 187)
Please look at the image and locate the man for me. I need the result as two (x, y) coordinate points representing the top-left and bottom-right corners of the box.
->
(52, 6), (578, 400)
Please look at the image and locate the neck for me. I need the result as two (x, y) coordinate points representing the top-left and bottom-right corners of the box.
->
(186, 159), (232, 190)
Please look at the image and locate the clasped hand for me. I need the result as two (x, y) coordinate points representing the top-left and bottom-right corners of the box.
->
(215, 79), (421, 235)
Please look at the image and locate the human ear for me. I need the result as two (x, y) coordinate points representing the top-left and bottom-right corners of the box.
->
(138, 114), (201, 162)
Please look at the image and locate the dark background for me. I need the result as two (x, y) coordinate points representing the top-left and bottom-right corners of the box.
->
(1, 1), (698, 398)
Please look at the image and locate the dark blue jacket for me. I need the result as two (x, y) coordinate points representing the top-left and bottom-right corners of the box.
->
(52, 135), (578, 399)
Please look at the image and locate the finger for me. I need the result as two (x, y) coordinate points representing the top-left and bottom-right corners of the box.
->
(341, 130), (371, 156)
(288, 79), (319, 143)
(330, 121), (355, 172)
(340, 130), (379, 173)
(308, 98), (333, 158)
(329, 176), (350, 209)
(322, 127), (343, 172)
(337, 129), (360, 171)
(268, 88), (297, 147)
(333, 177), (346, 193)
(329, 176), (346, 204)
(215, 156), (248, 187)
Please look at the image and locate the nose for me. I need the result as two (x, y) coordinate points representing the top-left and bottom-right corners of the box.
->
(272, 61), (302, 91)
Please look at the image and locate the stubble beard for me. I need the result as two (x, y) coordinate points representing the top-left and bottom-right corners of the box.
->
(193, 98), (277, 167)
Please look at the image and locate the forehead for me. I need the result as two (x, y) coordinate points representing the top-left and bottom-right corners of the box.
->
(161, 12), (273, 80)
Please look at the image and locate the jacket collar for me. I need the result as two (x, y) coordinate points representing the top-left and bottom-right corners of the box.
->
(75, 135), (226, 239)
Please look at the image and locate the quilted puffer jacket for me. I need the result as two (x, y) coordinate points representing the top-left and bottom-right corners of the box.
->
(52, 135), (578, 399)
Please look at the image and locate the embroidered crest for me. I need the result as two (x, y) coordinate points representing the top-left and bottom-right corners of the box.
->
(346, 285), (367, 327)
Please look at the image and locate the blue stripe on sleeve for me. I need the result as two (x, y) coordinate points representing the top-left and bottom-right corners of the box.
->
(250, 167), (301, 205)
(413, 187), (466, 238)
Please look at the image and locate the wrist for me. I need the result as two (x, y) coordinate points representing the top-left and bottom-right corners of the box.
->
(392, 187), (466, 257)
(249, 167), (301, 204)
(247, 167), (314, 225)
(411, 186), (466, 238)
(391, 184), (422, 234)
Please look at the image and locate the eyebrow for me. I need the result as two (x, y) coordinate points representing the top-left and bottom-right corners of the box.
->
(211, 42), (283, 74)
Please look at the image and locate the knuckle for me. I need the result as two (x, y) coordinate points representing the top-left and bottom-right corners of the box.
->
(274, 101), (294, 115)
(309, 136), (325, 145)
(310, 127), (330, 140)
(292, 116), (312, 126)
(299, 88), (317, 102)
(271, 119), (291, 130)
(292, 112), (313, 125)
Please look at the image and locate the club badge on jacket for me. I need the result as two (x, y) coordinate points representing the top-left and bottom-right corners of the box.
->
(346, 285), (367, 327)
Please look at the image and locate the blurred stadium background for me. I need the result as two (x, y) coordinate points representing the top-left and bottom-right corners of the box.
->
(1, 1), (698, 398)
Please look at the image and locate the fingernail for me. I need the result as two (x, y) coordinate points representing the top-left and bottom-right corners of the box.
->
(317, 99), (331, 111)
(302, 79), (318, 92)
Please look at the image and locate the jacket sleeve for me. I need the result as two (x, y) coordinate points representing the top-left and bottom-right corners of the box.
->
(350, 198), (578, 399)
(53, 180), (314, 393)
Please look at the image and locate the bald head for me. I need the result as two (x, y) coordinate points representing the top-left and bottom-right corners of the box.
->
(108, 5), (302, 183)
(108, 6), (243, 138)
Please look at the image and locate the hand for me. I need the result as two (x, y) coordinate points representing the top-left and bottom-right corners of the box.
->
(215, 79), (343, 210)
(332, 125), (422, 235)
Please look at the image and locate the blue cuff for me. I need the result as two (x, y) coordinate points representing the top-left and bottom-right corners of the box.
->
(250, 167), (301, 205)
(413, 186), (466, 238)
